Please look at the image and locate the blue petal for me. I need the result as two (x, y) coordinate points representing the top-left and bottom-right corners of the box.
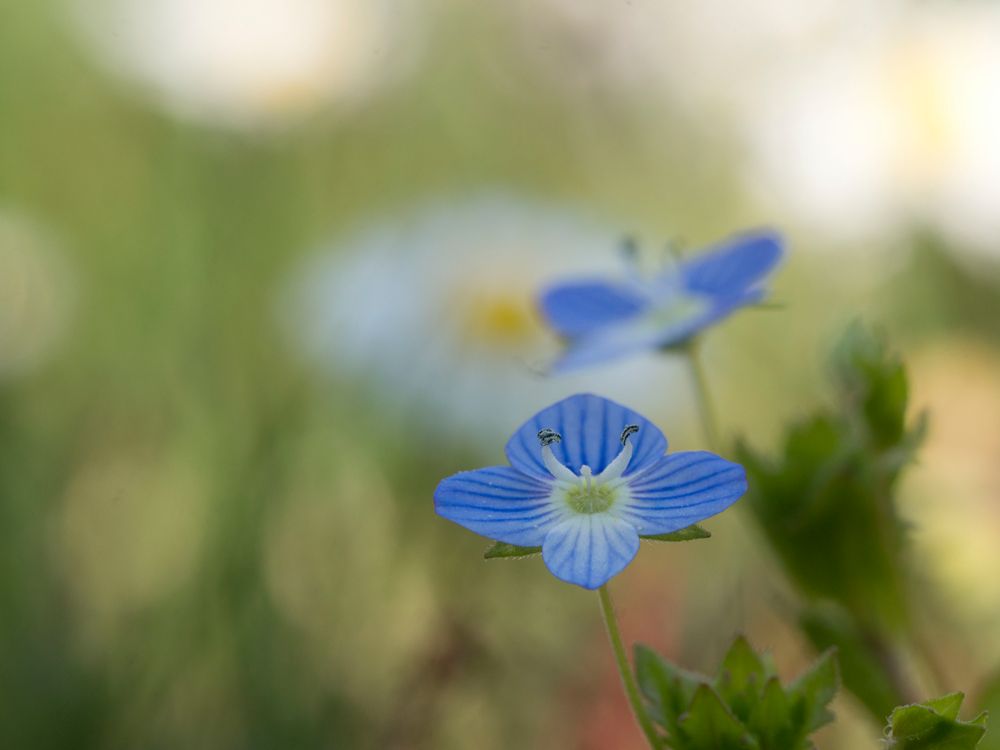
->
(542, 514), (640, 589)
(539, 279), (649, 337)
(434, 467), (563, 546)
(505, 393), (667, 480)
(550, 289), (764, 373)
(619, 451), (747, 534)
(680, 230), (783, 297)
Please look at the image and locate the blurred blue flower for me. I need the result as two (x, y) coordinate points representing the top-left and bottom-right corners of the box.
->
(540, 231), (783, 372)
(435, 393), (746, 589)
(282, 194), (683, 441)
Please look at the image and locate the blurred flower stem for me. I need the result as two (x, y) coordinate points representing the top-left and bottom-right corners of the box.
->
(598, 585), (661, 749)
(685, 343), (721, 452)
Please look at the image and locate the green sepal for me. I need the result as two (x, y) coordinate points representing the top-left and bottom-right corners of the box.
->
(642, 525), (711, 542)
(484, 524), (710, 559)
(885, 692), (988, 748)
(483, 542), (541, 559)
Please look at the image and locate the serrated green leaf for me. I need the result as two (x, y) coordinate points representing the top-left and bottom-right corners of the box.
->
(799, 605), (904, 724)
(641, 525), (711, 542)
(483, 542), (540, 559)
(925, 694), (967, 722)
(636, 639), (839, 750)
(975, 669), (1000, 750)
(715, 636), (768, 724)
(738, 324), (920, 636)
(677, 684), (757, 750)
(748, 678), (793, 750)
(635, 644), (705, 732)
(886, 693), (988, 749)
(720, 636), (768, 689)
(788, 648), (839, 734)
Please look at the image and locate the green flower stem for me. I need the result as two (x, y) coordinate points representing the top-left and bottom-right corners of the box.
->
(686, 343), (721, 452)
(597, 585), (662, 749)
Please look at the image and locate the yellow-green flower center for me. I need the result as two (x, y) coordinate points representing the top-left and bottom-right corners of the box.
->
(565, 482), (617, 514)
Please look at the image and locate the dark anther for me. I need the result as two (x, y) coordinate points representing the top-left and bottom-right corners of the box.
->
(537, 428), (562, 446)
(620, 424), (639, 445)
(620, 235), (639, 262)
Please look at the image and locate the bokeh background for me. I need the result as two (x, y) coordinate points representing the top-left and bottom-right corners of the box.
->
(2, 0), (999, 747)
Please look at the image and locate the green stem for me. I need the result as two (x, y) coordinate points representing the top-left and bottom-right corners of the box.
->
(598, 585), (662, 749)
(686, 343), (721, 452)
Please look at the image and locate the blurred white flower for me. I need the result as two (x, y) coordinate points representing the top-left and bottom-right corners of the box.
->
(519, 0), (872, 111)
(70, 0), (421, 129)
(0, 210), (76, 377)
(279, 194), (687, 440)
(523, 0), (1000, 257)
(743, 4), (1000, 255)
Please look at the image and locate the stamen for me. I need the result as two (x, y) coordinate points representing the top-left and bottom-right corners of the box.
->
(538, 427), (577, 483)
(620, 235), (639, 259)
(537, 428), (562, 447)
(597, 425), (639, 483)
(580, 465), (593, 489)
(620, 424), (639, 445)
(663, 238), (684, 264)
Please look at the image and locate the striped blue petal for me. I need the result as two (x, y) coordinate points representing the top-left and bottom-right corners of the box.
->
(505, 393), (667, 480)
(541, 514), (640, 589)
(434, 467), (563, 546)
(618, 451), (747, 535)
(539, 279), (649, 337)
(550, 288), (765, 373)
(680, 230), (783, 297)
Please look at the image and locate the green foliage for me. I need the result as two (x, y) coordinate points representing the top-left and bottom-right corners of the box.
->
(483, 525), (710, 559)
(635, 636), (839, 750)
(737, 325), (932, 724)
(737, 324), (924, 634)
(885, 693), (988, 748)
(974, 671), (1000, 750)
(800, 604), (908, 722)
(483, 542), (543, 559)
(642, 525), (712, 542)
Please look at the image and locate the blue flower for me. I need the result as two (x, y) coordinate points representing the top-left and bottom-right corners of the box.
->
(434, 394), (747, 589)
(539, 230), (784, 372)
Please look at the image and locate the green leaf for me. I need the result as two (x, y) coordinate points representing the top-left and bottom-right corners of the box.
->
(676, 684), (757, 750)
(926, 694), (967, 722)
(720, 636), (768, 688)
(799, 604), (905, 724)
(747, 678), (793, 750)
(973, 669), (1000, 750)
(635, 644), (704, 732)
(715, 636), (768, 724)
(737, 324), (922, 640)
(641, 525), (711, 542)
(636, 637), (839, 750)
(787, 648), (839, 735)
(482, 542), (540, 559)
(886, 693), (988, 748)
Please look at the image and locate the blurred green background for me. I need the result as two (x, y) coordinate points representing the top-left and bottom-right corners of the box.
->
(2, 0), (1000, 747)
